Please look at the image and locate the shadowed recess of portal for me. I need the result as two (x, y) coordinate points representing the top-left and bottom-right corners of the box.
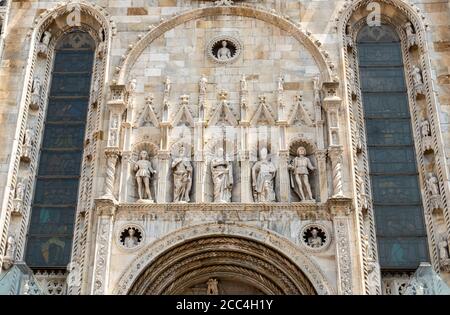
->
(127, 236), (317, 295)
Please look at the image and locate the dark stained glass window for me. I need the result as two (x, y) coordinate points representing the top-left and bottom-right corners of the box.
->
(357, 25), (429, 269)
(25, 32), (95, 268)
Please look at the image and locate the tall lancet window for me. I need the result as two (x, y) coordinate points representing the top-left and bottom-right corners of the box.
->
(357, 24), (429, 269)
(25, 32), (95, 268)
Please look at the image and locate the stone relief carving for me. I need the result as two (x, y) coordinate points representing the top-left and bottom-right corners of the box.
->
(300, 224), (330, 252)
(206, 278), (219, 295)
(30, 77), (42, 110)
(119, 226), (143, 249)
(171, 146), (193, 203)
(404, 22), (417, 49)
(37, 30), (52, 57)
(421, 119), (432, 152)
(132, 150), (157, 202)
(20, 128), (34, 162)
(252, 147), (276, 202)
(412, 65), (424, 96)
(427, 173), (443, 211)
(12, 178), (26, 215)
(289, 146), (316, 202)
(207, 35), (242, 64)
(2, 235), (16, 270)
(438, 235), (450, 272)
(211, 147), (233, 203)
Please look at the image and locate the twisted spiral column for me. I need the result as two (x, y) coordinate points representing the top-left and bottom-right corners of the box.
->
(103, 149), (120, 199)
(329, 147), (344, 198)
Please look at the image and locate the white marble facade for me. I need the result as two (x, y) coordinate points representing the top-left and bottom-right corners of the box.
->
(0, 0), (449, 295)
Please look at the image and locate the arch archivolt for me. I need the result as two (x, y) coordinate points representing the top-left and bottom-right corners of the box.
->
(338, 0), (450, 294)
(0, 0), (112, 294)
(115, 5), (333, 84)
(113, 223), (335, 295)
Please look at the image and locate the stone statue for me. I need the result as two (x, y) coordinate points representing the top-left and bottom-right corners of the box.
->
(199, 75), (208, 94)
(124, 228), (139, 248)
(289, 147), (316, 201)
(439, 235), (449, 260)
(132, 150), (156, 202)
(129, 78), (137, 93)
(21, 128), (34, 161)
(412, 66), (424, 95)
(217, 40), (232, 60)
(30, 77), (42, 110)
(240, 74), (247, 91)
(164, 76), (171, 96)
(5, 235), (16, 260)
(211, 148), (233, 203)
(277, 76), (284, 93)
(421, 119), (430, 137)
(14, 180), (25, 202)
(404, 22), (416, 48)
(38, 30), (52, 57)
(206, 278), (219, 295)
(307, 229), (323, 248)
(427, 173), (440, 196)
(252, 147), (276, 202)
(171, 146), (193, 203)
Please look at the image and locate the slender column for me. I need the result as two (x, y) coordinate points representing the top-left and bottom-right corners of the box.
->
(91, 199), (116, 295)
(322, 82), (345, 199)
(157, 150), (170, 203)
(330, 200), (354, 295)
(316, 149), (328, 202)
(101, 84), (128, 200)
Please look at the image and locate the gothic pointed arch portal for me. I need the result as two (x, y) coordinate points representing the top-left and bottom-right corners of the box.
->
(128, 236), (316, 295)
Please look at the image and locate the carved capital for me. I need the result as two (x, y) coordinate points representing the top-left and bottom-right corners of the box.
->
(328, 197), (353, 217)
(315, 149), (328, 161)
(94, 198), (118, 217)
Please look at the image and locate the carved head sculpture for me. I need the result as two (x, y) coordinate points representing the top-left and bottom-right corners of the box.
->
(311, 228), (318, 238)
(179, 146), (186, 157)
(221, 40), (227, 48)
(260, 147), (268, 160)
(297, 146), (306, 157)
(139, 150), (149, 160)
(128, 228), (135, 237)
(216, 147), (224, 159)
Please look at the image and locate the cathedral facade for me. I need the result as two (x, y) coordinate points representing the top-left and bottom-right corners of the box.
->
(0, 0), (449, 295)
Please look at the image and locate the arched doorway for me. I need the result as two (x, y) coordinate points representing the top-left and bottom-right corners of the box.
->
(127, 236), (317, 295)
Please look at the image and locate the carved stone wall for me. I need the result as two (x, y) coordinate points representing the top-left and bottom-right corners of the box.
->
(0, 0), (448, 295)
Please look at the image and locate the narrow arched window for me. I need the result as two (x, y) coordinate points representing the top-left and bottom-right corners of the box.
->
(25, 32), (95, 268)
(357, 24), (429, 269)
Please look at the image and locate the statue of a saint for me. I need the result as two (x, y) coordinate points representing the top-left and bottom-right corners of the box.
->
(21, 127), (33, 160)
(124, 228), (139, 248)
(427, 173), (440, 196)
(307, 229), (323, 248)
(199, 75), (208, 94)
(133, 150), (156, 201)
(421, 119), (430, 137)
(172, 146), (192, 203)
(439, 235), (449, 260)
(289, 146), (316, 201)
(30, 77), (42, 109)
(206, 278), (219, 295)
(211, 148), (233, 203)
(252, 147), (276, 202)
(217, 41), (232, 60)
(5, 235), (16, 259)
